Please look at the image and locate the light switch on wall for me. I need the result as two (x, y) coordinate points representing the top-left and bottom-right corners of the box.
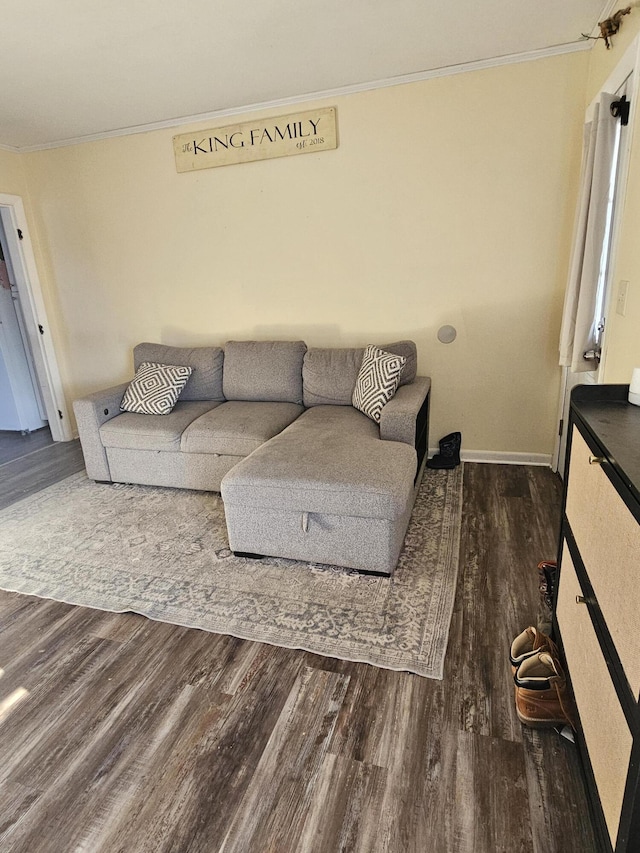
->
(616, 280), (630, 316)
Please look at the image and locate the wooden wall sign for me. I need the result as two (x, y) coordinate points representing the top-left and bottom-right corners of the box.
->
(173, 107), (337, 172)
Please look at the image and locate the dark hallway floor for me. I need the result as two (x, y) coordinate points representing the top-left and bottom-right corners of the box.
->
(0, 426), (53, 466)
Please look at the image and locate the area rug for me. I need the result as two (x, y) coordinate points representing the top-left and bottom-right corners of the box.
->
(0, 465), (463, 679)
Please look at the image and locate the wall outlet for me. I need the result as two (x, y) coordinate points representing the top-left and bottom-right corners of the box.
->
(616, 280), (630, 317)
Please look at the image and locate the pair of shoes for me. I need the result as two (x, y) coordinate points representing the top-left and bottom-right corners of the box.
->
(426, 432), (461, 469)
(510, 628), (577, 730)
(509, 626), (558, 676)
(537, 560), (557, 611)
(537, 561), (557, 635)
(514, 653), (578, 730)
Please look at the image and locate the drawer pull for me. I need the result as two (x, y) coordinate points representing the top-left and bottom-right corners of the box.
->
(588, 455), (605, 465)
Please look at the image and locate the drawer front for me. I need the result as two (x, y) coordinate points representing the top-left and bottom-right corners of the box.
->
(557, 541), (633, 848)
(566, 427), (640, 697)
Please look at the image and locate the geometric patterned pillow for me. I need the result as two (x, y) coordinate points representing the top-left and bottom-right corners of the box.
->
(352, 345), (407, 423)
(120, 362), (193, 415)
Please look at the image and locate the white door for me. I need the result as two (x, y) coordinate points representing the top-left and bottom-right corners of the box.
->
(0, 195), (72, 441)
(0, 225), (48, 433)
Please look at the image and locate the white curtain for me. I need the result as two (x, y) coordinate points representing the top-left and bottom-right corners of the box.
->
(559, 93), (618, 372)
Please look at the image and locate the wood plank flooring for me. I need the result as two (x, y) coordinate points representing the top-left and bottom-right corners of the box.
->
(0, 438), (84, 510)
(0, 460), (597, 852)
(0, 427), (54, 466)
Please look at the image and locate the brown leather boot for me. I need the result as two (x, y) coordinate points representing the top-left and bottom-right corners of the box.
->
(514, 652), (577, 730)
(509, 626), (558, 676)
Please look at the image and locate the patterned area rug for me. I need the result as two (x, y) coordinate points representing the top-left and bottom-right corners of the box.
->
(0, 466), (463, 678)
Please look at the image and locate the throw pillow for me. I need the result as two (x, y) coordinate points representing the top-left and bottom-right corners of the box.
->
(352, 345), (406, 423)
(120, 362), (193, 415)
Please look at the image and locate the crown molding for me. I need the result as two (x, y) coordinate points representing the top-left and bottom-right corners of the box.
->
(13, 40), (592, 153)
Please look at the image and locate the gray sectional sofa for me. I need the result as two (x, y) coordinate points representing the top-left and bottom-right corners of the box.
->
(74, 339), (430, 574)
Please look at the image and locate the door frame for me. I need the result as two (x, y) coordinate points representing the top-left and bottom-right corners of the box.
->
(0, 193), (72, 441)
(552, 34), (640, 474)
(595, 36), (640, 377)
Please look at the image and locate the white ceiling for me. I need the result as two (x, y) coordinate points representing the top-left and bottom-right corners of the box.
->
(2, 0), (611, 150)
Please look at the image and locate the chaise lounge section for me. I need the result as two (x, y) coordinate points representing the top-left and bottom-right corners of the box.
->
(221, 406), (419, 573)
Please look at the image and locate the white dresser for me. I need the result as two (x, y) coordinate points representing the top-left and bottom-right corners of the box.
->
(555, 385), (640, 853)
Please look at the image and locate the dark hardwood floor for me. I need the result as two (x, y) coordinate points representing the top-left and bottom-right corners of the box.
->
(0, 458), (597, 852)
(0, 427), (54, 466)
(0, 438), (84, 510)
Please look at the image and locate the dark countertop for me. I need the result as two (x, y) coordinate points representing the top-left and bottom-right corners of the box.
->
(571, 384), (640, 508)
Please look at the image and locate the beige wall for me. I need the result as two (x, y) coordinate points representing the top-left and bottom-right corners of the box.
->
(0, 148), (28, 195)
(586, 21), (640, 384)
(19, 51), (588, 455)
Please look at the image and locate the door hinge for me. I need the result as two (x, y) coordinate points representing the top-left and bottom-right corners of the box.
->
(58, 410), (63, 420)
(17, 228), (23, 241)
(558, 419), (564, 437)
(38, 324), (44, 335)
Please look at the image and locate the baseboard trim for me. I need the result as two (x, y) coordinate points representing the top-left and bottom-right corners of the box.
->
(429, 448), (552, 467)
(463, 450), (552, 467)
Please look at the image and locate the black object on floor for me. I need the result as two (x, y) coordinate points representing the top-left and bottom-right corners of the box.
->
(538, 560), (557, 611)
(427, 431), (461, 469)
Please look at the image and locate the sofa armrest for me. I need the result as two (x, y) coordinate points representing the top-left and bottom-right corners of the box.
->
(73, 383), (130, 481)
(380, 376), (430, 475)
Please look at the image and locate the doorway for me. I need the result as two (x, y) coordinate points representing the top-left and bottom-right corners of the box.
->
(0, 194), (71, 445)
(0, 214), (48, 435)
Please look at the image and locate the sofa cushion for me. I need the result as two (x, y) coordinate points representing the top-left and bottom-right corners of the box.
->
(302, 340), (417, 407)
(120, 362), (193, 415)
(134, 343), (224, 402)
(221, 405), (416, 519)
(100, 401), (220, 453)
(181, 401), (304, 456)
(302, 347), (364, 407)
(294, 403), (381, 439)
(223, 340), (306, 403)
(352, 345), (406, 423)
